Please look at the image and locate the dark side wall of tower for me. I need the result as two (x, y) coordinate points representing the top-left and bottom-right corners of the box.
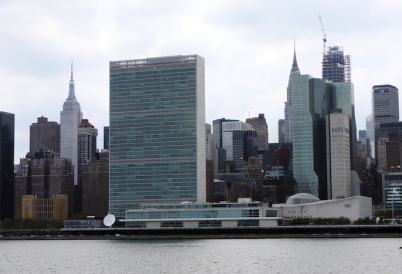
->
(0, 111), (15, 220)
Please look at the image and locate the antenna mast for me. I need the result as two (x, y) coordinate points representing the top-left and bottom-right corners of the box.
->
(319, 15), (327, 55)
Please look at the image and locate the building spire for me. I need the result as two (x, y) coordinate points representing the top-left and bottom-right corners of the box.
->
(291, 38), (300, 75)
(67, 60), (77, 102)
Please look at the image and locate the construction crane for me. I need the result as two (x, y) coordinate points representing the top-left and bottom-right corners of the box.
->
(319, 15), (327, 55)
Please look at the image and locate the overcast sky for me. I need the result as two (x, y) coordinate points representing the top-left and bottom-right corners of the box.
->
(2, 0), (402, 164)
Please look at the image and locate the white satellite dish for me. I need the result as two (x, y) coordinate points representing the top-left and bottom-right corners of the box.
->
(103, 213), (116, 227)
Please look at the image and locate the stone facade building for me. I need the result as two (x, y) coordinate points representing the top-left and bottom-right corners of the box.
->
(30, 116), (60, 154)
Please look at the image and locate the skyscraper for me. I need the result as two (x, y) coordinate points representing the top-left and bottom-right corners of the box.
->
(322, 46), (351, 82)
(284, 44), (300, 143)
(30, 116), (60, 153)
(205, 123), (217, 172)
(278, 119), (285, 143)
(372, 84), (399, 163)
(103, 126), (109, 150)
(212, 118), (238, 148)
(376, 121), (402, 171)
(372, 85), (399, 129)
(366, 113), (374, 158)
(78, 120), (97, 167)
(78, 119), (98, 187)
(81, 150), (109, 218)
(60, 63), (82, 185)
(331, 81), (358, 172)
(109, 55), (205, 218)
(14, 151), (74, 218)
(326, 109), (351, 199)
(292, 74), (358, 199)
(246, 114), (268, 150)
(292, 75), (328, 198)
(222, 121), (252, 162)
(74, 119), (98, 215)
(0, 111), (14, 220)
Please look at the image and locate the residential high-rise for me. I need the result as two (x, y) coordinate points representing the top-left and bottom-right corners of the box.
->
(278, 119), (285, 143)
(78, 119), (98, 180)
(76, 119), (98, 213)
(284, 45), (300, 143)
(30, 116), (60, 153)
(0, 111), (14, 220)
(322, 46), (351, 82)
(81, 150), (109, 218)
(14, 151), (74, 218)
(109, 55), (205, 218)
(60, 63), (83, 185)
(326, 109), (351, 199)
(246, 114), (268, 150)
(103, 126), (109, 150)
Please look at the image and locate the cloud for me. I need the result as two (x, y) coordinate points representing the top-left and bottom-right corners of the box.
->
(1, 0), (402, 163)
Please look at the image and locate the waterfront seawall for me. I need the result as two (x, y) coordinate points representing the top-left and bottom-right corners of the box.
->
(1, 225), (402, 239)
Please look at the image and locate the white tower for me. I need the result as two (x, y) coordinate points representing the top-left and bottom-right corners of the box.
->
(326, 110), (351, 199)
(284, 42), (300, 143)
(60, 62), (82, 185)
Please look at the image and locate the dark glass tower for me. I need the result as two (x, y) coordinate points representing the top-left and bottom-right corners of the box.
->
(0, 111), (15, 220)
(103, 126), (109, 150)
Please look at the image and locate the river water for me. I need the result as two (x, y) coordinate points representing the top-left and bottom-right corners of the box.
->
(0, 238), (401, 273)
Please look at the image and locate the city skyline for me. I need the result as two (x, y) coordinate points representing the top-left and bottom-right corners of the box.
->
(2, 1), (402, 163)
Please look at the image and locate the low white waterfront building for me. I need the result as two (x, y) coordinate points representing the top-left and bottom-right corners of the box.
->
(273, 193), (372, 222)
(121, 200), (280, 228)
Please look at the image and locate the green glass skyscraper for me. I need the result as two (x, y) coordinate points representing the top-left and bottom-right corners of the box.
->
(292, 75), (358, 199)
(109, 55), (206, 218)
(292, 75), (329, 199)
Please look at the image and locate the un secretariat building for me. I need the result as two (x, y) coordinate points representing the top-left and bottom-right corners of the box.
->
(109, 55), (206, 218)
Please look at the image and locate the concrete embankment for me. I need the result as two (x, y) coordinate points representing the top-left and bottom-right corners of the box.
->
(1, 225), (402, 239)
(0, 233), (402, 240)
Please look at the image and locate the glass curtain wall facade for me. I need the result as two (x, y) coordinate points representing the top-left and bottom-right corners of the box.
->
(383, 173), (402, 214)
(0, 111), (15, 220)
(292, 75), (329, 199)
(109, 55), (205, 218)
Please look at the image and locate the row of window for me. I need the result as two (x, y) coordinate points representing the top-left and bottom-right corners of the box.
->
(126, 209), (260, 220)
(126, 220), (261, 228)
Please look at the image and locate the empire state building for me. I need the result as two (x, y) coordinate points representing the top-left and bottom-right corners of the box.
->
(60, 62), (82, 185)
